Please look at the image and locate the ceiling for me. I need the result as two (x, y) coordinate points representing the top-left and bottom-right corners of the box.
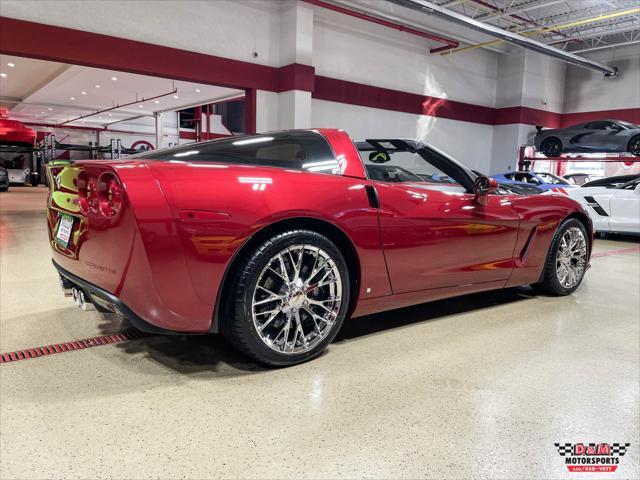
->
(0, 55), (243, 128)
(434, 0), (640, 53)
(332, 0), (639, 54)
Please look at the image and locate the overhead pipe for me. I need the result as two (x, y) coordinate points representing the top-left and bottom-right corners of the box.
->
(302, 0), (459, 52)
(387, 0), (620, 77)
(60, 88), (177, 125)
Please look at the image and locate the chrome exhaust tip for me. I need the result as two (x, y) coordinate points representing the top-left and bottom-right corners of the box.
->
(72, 287), (94, 311)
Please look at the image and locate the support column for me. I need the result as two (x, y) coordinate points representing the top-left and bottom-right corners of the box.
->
(276, 1), (314, 129)
(154, 112), (164, 149)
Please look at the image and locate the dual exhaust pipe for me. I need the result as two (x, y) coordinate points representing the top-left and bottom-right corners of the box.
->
(59, 276), (93, 311)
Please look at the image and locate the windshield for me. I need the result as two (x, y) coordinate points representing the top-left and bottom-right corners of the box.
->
(617, 121), (640, 129)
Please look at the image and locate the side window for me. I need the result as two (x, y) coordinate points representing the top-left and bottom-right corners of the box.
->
(584, 121), (609, 130)
(359, 149), (460, 185)
(140, 132), (340, 174)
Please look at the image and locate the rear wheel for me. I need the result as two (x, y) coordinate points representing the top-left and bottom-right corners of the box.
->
(222, 230), (350, 367)
(540, 137), (562, 157)
(629, 135), (640, 156)
(534, 218), (589, 295)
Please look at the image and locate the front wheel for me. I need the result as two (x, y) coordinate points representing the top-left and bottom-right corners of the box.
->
(222, 230), (350, 367)
(629, 135), (640, 157)
(534, 218), (589, 295)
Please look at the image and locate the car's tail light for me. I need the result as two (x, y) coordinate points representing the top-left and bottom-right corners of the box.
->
(97, 172), (123, 218)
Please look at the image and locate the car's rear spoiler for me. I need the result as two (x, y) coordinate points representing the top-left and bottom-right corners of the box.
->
(535, 125), (544, 132)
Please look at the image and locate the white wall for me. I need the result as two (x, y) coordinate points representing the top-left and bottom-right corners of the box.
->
(0, 0), (283, 68)
(312, 5), (498, 108)
(312, 100), (494, 172)
(564, 44), (640, 114)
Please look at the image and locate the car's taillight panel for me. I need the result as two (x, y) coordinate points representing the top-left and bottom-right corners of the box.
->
(98, 172), (124, 218)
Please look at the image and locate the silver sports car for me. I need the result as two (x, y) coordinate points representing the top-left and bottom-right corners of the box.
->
(535, 120), (640, 157)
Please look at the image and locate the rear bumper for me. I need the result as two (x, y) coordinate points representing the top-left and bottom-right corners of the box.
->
(53, 259), (190, 335)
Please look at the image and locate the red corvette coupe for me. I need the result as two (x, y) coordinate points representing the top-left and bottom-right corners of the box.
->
(47, 129), (592, 366)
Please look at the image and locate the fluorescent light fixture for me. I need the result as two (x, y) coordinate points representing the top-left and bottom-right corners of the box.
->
(195, 88), (201, 93)
(0, 73), (7, 78)
(81, 91), (87, 95)
(173, 150), (199, 157)
(69, 97), (75, 100)
(302, 159), (338, 169)
(232, 136), (274, 146)
(47, 108), (52, 111)
(154, 100), (160, 104)
(111, 76), (117, 81)
(173, 95), (179, 99)
(7, 63), (15, 67)
(95, 85), (101, 88)
(138, 104), (144, 108)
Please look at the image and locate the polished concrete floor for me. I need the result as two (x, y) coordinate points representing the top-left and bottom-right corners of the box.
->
(1, 186), (639, 479)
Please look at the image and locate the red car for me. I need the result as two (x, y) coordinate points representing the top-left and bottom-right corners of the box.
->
(47, 129), (592, 366)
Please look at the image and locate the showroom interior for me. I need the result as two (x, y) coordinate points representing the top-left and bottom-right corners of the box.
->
(0, 0), (638, 478)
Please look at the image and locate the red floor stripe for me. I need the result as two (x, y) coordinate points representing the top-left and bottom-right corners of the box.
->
(0, 330), (154, 364)
(592, 246), (640, 258)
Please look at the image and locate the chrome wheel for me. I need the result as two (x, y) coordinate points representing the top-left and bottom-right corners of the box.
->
(555, 226), (587, 288)
(251, 245), (343, 355)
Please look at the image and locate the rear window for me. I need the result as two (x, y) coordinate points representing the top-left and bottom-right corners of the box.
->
(140, 131), (340, 174)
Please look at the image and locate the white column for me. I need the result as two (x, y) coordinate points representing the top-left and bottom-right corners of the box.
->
(276, 1), (314, 129)
(154, 112), (164, 149)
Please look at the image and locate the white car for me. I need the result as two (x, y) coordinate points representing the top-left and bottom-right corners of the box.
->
(567, 177), (640, 235)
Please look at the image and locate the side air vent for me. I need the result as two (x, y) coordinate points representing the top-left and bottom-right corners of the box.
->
(584, 196), (609, 216)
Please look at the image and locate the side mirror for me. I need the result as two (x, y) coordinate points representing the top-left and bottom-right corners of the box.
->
(474, 176), (499, 205)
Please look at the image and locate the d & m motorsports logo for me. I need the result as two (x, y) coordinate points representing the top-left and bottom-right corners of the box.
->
(554, 442), (631, 473)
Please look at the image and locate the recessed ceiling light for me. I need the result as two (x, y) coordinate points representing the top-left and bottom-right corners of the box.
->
(139, 104), (144, 108)
(0, 73), (7, 78)
(154, 100), (160, 104)
(40, 111), (45, 114)
(81, 91), (87, 95)
(195, 88), (201, 93)
(111, 76), (117, 81)
(173, 95), (179, 99)
(7, 63), (15, 68)
(108, 113), (112, 117)
(47, 108), (52, 111)
(95, 85), (101, 88)
(70, 97), (75, 100)
(98, 116), (102, 119)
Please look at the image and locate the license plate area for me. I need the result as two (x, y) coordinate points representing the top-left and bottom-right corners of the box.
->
(55, 214), (75, 248)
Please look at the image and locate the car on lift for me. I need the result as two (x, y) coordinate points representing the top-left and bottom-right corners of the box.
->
(491, 171), (575, 192)
(535, 120), (640, 158)
(47, 130), (593, 366)
(567, 176), (640, 235)
(0, 166), (9, 192)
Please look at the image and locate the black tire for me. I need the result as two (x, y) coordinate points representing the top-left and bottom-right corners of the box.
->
(533, 218), (589, 296)
(629, 135), (640, 157)
(221, 229), (350, 367)
(0, 186), (8, 192)
(540, 137), (563, 157)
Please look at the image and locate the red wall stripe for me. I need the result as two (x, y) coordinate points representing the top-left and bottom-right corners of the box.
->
(0, 16), (311, 93)
(1, 16), (638, 129)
